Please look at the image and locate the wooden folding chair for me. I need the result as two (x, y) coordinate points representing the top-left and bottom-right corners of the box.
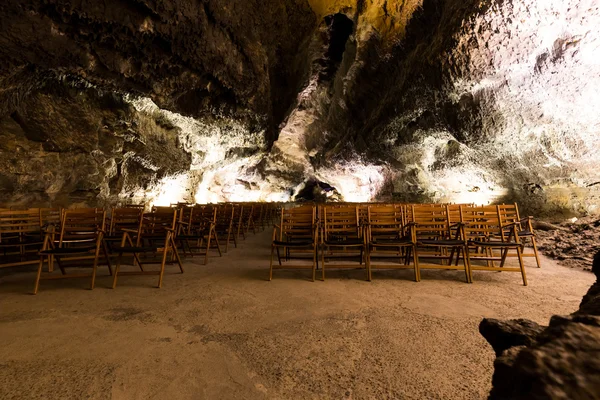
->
(410, 204), (471, 283)
(240, 204), (256, 237)
(460, 205), (527, 285)
(34, 208), (109, 294)
(110, 208), (183, 288)
(365, 204), (419, 281)
(319, 205), (365, 280)
(498, 203), (541, 268)
(270, 205), (318, 281)
(215, 204), (237, 252)
(0, 209), (45, 272)
(177, 205), (221, 265)
(104, 207), (144, 254)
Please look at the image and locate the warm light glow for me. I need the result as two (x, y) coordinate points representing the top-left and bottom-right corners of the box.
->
(194, 155), (292, 203)
(147, 174), (192, 207)
(315, 161), (386, 202)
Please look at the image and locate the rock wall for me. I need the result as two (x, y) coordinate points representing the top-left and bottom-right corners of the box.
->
(0, 79), (191, 207)
(1, 0), (599, 214)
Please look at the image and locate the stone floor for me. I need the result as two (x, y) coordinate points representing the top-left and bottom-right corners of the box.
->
(0, 230), (594, 399)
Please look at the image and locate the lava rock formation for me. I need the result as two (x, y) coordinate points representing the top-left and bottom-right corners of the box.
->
(480, 251), (600, 399)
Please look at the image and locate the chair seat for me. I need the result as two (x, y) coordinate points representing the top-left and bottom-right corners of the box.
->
(273, 240), (313, 247)
(0, 237), (44, 247)
(324, 238), (364, 246)
(469, 240), (519, 247)
(178, 234), (209, 240)
(371, 237), (412, 245)
(40, 246), (96, 255)
(110, 246), (157, 253)
(419, 239), (465, 246)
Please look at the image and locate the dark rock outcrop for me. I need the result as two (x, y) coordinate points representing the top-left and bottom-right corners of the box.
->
(480, 252), (600, 399)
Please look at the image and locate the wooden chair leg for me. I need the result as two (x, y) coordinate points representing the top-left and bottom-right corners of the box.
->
(170, 237), (184, 273)
(33, 257), (44, 295)
(366, 246), (372, 281)
(112, 254), (122, 289)
(413, 246), (420, 282)
(517, 246), (528, 286)
(531, 236), (541, 268)
(157, 247), (169, 288)
(269, 245), (275, 281)
(213, 231), (222, 257)
(102, 241), (113, 276)
(321, 246), (326, 281)
(312, 246), (317, 282)
(276, 247), (282, 266)
(462, 247), (473, 283)
(204, 235), (211, 265)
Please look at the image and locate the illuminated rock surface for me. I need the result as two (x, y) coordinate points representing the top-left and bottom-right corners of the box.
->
(1, 0), (599, 213)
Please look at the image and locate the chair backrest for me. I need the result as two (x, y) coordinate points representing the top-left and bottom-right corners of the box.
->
(459, 205), (506, 241)
(59, 208), (106, 246)
(141, 209), (177, 235)
(367, 204), (404, 240)
(0, 209), (43, 243)
(278, 205), (316, 242)
(109, 207), (144, 236)
(410, 204), (451, 240)
(321, 205), (360, 242)
(40, 208), (62, 228)
(185, 205), (217, 233)
(215, 204), (235, 232)
(446, 204), (461, 225)
(497, 203), (519, 226)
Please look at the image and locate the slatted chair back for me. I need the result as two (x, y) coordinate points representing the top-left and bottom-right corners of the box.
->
(0, 209), (44, 268)
(321, 205), (361, 243)
(109, 208), (144, 236)
(240, 204), (256, 235)
(497, 204), (519, 226)
(139, 209), (178, 245)
(59, 208), (106, 248)
(410, 204), (451, 241)
(232, 204), (245, 239)
(458, 205), (503, 242)
(122, 204), (145, 212)
(184, 205), (217, 234)
(277, 204), (317, 243)
(366, 204), (405, 242)
(215, 203), (236, 251)
(41, 208), (62, 228)
(152, 206), (176, 213)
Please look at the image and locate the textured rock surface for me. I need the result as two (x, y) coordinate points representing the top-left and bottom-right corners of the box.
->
(1, 0), (600, 211)
(480, 252), (600, 399)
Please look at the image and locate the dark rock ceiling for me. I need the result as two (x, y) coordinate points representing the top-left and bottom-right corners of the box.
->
(0, 0), (599, 215)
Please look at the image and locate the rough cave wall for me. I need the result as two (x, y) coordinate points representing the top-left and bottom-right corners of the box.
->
(265, 0), (600, 214)
(0, 0), (317, 206)
(1, 0), (599, 214)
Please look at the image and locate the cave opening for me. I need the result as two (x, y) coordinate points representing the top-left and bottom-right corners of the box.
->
(318, 13), (354, 81)
(294, 179), (340, 202)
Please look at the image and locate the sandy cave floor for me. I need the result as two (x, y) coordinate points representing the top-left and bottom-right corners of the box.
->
(0, 229), (595, 400)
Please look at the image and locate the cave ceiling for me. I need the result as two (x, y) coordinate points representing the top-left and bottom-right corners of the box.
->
(1, 0), (599, 214)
